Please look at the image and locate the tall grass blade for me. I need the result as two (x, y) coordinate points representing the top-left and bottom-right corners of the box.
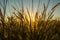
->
(51, 2), (60, 10)
(48, 9), (55, 20)
(12, 6), (24, 19)
(32, 0), (33, 12)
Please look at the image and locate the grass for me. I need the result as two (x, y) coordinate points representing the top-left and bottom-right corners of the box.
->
(0, 0), (60, 40)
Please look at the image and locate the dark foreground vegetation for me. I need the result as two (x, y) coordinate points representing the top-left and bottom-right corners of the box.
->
(0, 18), (60, 40)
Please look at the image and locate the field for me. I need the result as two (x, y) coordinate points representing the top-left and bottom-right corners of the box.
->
(0, 0), (60, 40)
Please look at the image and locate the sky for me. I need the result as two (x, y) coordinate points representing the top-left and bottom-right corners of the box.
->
(0, 0), (60, 18)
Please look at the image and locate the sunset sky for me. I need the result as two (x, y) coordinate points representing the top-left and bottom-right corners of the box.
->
(0, 0), (60, 18)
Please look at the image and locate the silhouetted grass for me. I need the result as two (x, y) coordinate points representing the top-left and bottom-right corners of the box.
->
(0, 0), (60, 40)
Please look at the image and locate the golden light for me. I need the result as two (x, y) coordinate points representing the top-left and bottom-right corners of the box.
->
(5, 16), (9, 23)
(14, 18), (20, 23)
